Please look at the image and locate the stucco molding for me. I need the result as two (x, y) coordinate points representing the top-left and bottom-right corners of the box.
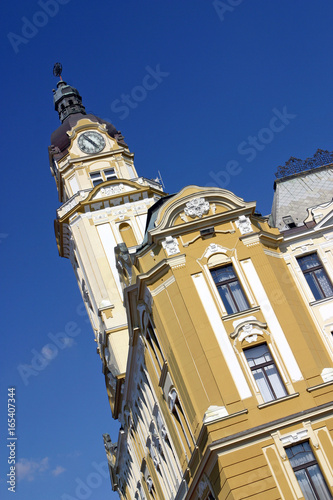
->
(184, 197), (210, 219)
(230, 319), (267, 340)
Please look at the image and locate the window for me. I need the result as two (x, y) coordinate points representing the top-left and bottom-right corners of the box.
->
(244, 344), (287, 402)
(89, 168), (118, 187)
(104, 168), (117, 181)
(286, 442), (332, 500)
(297, 253), (333, 301)
(89, 171), (103, 187)
(119, 223), (137, 248)
(211, 264), (249, 315)
(146, 324), (164, 371)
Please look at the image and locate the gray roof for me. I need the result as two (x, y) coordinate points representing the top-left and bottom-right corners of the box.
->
(271, 164), (333, 230)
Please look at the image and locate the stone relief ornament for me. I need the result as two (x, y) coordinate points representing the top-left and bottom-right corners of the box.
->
(184, 197), (210, 218)
(162, 236), (180, 256)
(100, 184), (124, 196)
(236, 215), (253, 234)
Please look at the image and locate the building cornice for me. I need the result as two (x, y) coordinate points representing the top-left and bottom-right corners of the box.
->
(186, 401), (333, 499)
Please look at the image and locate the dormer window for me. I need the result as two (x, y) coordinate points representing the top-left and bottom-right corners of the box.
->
(282, 215), (296, 228)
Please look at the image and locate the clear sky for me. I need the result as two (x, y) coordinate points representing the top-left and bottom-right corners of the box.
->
(1, 1), (333, 499)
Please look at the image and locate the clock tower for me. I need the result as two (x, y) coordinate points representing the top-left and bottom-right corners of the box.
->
(49, 68), (165, 417)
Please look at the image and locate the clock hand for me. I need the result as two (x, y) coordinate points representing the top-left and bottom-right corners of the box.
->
(85, 136), (99, 148)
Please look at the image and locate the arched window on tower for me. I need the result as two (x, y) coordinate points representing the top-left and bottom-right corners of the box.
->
(119, 222), (137, 248)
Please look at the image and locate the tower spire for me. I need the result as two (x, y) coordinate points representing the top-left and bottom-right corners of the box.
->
(52, 62), (86, 123)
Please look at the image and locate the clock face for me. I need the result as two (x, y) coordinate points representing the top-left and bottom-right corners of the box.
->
(78, 131), (106, 154)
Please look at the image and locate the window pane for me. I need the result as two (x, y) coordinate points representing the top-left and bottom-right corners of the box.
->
(294, 470), (318, 500)
(229, 281), (249, 311)
(90, 172), (102, 179)
(252, 367), (275, 402)
(287, 443), (332, 500)
(315, 269), (333, 298)
(298, 254), (320, 271)
(104, 168), (117, 179)
(305, 273), (323, 301)
(307, 465), (332, 500)
(211, 265), (236, 284)
(264, 364), (287, 399)
(92, 179), (103, 186)
(244, 344), (272, 367)
(286, 442), (313, 467)
(218, 284), (237, 314)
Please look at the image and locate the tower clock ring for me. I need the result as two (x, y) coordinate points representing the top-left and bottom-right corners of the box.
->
(78, 131), (106, 154)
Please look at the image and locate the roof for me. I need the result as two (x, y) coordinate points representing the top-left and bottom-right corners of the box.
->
(50, 113), (127, 160)
(271, 164), (333, 230)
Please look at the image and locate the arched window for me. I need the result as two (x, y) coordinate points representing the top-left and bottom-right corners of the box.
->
(119, 222), (137, 248)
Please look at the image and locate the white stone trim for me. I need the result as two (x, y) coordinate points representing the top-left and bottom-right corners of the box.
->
(97, 223), (123, 298)
(192, 273), (252, 399)
(240, 259), (303, 382)
(203, 405), (228, 424)
(150, 276), (176, 296)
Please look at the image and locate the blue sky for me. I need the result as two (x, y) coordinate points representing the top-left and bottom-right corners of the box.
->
(1, 1), (333, 499)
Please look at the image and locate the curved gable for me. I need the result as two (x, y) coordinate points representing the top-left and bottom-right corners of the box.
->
(152, 185), (256, 231)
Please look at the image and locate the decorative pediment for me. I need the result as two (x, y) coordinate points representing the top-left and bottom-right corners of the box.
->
(91, 182), (131, 200)
(230, 319), (267, 344)
(151, 185), (256, 232)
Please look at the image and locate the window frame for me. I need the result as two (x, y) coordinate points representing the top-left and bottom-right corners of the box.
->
(89, 168), (118, 187)
(244, 343), (288, 403)
(297, 252), (333, 301)
(210, 263), (250, 315)
(286, 441), (332, 500)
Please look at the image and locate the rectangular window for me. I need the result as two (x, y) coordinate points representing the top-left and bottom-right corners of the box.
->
(211, 264), (249, 315)
(89, 171), (103, 187)
(104, 168), (117, 181)
(244, 344), (287, 402)
(297, 253), (333, 301)
(286, 442), (332, 500)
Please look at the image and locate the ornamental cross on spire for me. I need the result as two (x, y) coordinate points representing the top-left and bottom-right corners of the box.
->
(53, 62), (63, 80)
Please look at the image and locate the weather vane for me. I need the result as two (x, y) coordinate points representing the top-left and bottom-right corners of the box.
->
(53, 62), (63, 80)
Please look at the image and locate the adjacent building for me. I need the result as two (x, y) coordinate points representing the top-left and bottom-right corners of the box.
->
(49, 75), (333, 499)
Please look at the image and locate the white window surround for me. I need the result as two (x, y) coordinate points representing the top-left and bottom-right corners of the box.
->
(192, 272), (252, 400)
(231, 320), (295, 404)
(270, 424), (333, 498)
(242, 342), (289, 405)
(292, 247), (333, 304)
(240, 259), (303, 383)
(203, 254), (256, 318)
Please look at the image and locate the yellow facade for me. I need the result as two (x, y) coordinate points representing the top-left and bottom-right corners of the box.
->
(49, 79), (333, 499)
(111, 183), (333, 499)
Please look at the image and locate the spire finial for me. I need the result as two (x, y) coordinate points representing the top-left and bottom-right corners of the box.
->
(53, 62), (63, 81)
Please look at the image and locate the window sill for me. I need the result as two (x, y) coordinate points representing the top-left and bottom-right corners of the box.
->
(309, 296), (333, 307)
(307, 380), (333, 392)
(258, 392), (299, 409)
(222, 306), (260, 321)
